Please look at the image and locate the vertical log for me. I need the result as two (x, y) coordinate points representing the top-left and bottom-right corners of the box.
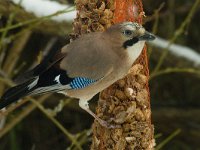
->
(72, 0), (154, 149)
(91, 0), (155, 149)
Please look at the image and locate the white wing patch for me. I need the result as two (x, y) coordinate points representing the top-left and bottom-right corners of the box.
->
(54, 75), (61, 84)
(25, 74), (72, 96)
(28, 84), (71, 95)
(28, 77), (39, 90)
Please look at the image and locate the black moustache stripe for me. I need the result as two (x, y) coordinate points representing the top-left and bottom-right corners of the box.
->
(123, 37), (139, 49)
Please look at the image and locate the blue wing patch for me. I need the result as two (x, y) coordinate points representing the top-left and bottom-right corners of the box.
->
(69, 77), (98, 89)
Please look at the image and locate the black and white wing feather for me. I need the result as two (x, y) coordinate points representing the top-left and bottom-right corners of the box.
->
(0, 33), (114, 109)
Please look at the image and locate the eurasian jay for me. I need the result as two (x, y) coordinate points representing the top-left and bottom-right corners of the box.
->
(0, 22), (155, 127)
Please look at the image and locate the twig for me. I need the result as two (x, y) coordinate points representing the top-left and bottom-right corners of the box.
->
(155, 129), (181, 150)
(0, 8), (74, 33)
(3, 31), (32, 75)
(150, 68), (200, 80)
(11, 0), (76, 22)
(30, 99), (82, 150)
(0, 95), (50, 138)
(152, 0), (200, 73)
(149, 36), (200, 66)
(0, 76), (82, 150)
(148, 3), (164, 57)
(68, 129), (92, 150)
(46, 98), (72, 117)
(0, 13), (15, 55)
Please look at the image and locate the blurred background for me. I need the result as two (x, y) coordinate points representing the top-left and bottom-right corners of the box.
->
(0, 0), (200, 149)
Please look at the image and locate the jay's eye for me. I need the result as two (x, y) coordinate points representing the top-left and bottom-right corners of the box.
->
(123, 30), (133, 36)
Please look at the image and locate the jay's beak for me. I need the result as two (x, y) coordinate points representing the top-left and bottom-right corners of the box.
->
(138, 31), (156, 41)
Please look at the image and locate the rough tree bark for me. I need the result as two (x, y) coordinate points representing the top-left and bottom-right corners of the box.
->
(71, 0), (154, 149)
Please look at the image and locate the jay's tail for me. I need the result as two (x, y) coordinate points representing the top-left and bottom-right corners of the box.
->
(0, 78), (38, 109)
(0, 47), (70, 109)
(0, 68), (72, 109)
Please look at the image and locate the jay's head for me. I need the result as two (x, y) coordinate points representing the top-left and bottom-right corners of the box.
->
(105, 22), (155, 49)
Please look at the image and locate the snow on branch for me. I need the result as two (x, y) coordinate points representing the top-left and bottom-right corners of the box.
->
(11, 0), (77, 22)
(11, 0), (200, 66)
(149, 36), (200, 66)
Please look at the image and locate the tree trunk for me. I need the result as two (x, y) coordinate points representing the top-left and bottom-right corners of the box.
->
(72, 0), (154, 149)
